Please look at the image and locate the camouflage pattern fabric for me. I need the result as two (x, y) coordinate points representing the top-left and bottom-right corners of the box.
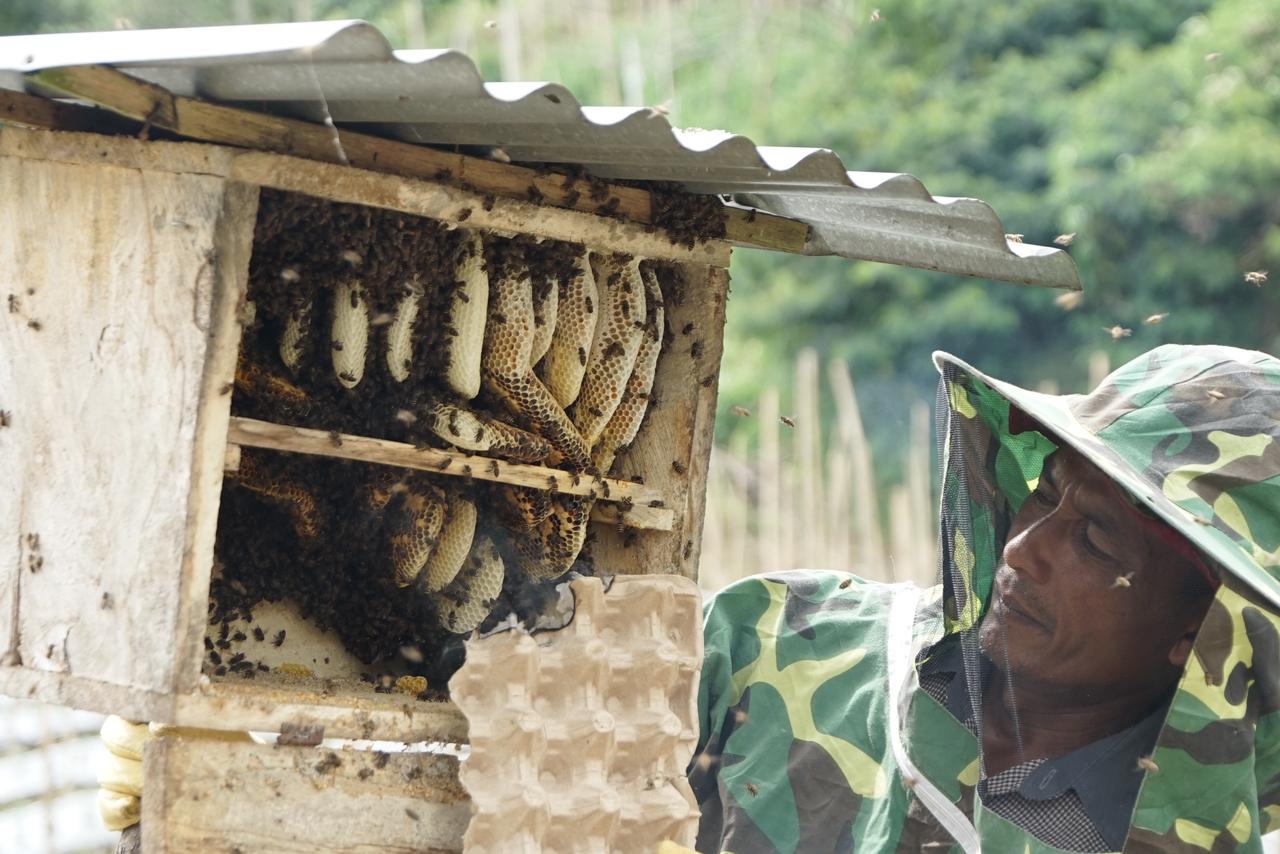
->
(691, 344), (1280, 853)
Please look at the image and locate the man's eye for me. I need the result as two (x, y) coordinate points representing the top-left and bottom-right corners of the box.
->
(1081, 525), (1115, 562)
(1031, 489), (1056, 506)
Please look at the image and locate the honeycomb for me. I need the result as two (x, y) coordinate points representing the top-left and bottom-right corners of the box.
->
(449, 575), (703, 853)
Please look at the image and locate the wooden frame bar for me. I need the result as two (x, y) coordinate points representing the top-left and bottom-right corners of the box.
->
(228, 417), (676, 532)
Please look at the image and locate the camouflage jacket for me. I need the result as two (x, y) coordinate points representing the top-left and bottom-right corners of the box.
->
(691, 345), (1280, 853)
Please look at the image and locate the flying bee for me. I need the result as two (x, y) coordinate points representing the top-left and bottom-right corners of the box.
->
(780, 415), (796, 428)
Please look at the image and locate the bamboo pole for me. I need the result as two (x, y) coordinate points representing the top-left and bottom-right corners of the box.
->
(907, 402), (936, 585)
(757, 387), (782, 572)
(795, 349), (824, 567)
(828, 358), (884, 577)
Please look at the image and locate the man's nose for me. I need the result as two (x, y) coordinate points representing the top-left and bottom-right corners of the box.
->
(1002, 507), (1061, 583)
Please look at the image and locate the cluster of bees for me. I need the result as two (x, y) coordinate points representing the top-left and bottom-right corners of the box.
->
(217, 191), (673, 656)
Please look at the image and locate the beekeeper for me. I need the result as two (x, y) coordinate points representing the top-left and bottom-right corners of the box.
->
(690, 345), (1280, 853)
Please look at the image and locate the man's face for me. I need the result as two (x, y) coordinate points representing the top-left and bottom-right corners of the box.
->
(978, 446), (1205, 700)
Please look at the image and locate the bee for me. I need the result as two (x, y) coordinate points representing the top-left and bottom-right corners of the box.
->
(6, 294), (16, 313)
(219, 623), (230, 641)
(491, 312), (507, 324)
(204, 637), (214, 651)
(209, 651), (222, 665)
(585, 295), (594, 314)
(683, 540), (693, 560)
(241, 668), (256, 679)
(690, 340), (704, 360)
(482, 194), (497, 211)
(1136, 756), (1160, 773)
(731, 406), (750, 418)
(570, 472), (582, 487)
(232, 630), (247, 642)
(462, 464), (473, 480)
(672, 460), (687, 475)
(26, 319), (41, 331)
(214, 666), (227, 676)
(604, 341), (625, 360)
(332, 340), (344, 352)
(577, 346), (587, 367)
(433, 457), (451, 471)
(647, 499), (665, 508)
(229, 652), (245, 666)
(1144, 313), (1168, 326)
(1103, 325), (1131, 341)
(547, 475), (559, 493)
(328, 430), (344, 447)
(272, 630), (286, 647)
(1206, 389), (1225, 400)
(1244, 271), (1268, 286)
(622, 529), (638, 549)
(1005, 233), (1024, 243)
(219, 383), (233, 395)
(1054, 233), (1076, 247)
(588, 405), (604, 418)
(681, 322), (694, 335)
(1110, 572), (1135, 589)
(780, 415), (796, 428)
(487, 460), (500, 477)
(745, 782), (759, 797)
(600, 479), (611, 498)
(563, 189), (581, 208)
(839, 578), (852, 589)
(457, 208), (472, 222)
(252, 627), (265, 642)
(216, 639), (231, 650)
(620, 300), (631, 320)
(700, 375), (715, 387)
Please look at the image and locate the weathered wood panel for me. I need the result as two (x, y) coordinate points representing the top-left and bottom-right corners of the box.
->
(591, 263), (729, 580)
(0, 148), (249, 707)
(143, 736), (469, 853)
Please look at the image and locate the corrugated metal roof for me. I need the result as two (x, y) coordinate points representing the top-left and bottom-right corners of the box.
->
(0, 20), (1079, 290)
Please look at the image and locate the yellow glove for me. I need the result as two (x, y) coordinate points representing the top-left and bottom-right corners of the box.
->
(656, 843), (698, 854)
(96, 716), (147, 831)
(97, 716), (255, 832)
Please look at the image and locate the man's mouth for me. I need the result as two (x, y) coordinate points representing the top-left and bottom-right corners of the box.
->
(994, 575), (1052, 630)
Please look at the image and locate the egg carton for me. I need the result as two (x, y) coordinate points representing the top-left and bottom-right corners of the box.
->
(450, 574), (703, 853)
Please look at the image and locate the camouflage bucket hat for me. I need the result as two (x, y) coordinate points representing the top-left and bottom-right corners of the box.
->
(934, 344), (1280, 851)
(934, 344), (1280, 609)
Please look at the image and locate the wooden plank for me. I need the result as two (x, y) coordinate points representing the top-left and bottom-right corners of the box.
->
(143, 736), (468, 853)
(0, 154), (238, 701)
(590, 263), (730, 580)
(170, 181), (257, 696)
(173, 681), (469, 745)
(724, 207), (811, 254)
(230, 151), (729, 267)
(0, 87), (139, 135)
(26, 67), (807, 256)
(227, 417), (676, 532)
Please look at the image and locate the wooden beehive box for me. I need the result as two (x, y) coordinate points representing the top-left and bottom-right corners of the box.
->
(0, 122), (729, 850)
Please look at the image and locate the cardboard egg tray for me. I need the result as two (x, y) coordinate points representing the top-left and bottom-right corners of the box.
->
(451, 574), (703, 853)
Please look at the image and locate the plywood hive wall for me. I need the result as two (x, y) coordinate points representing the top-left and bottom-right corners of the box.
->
(0, 124), (729, 852)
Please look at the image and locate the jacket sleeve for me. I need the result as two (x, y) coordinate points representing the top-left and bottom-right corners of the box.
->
(686, 577), (767, 853)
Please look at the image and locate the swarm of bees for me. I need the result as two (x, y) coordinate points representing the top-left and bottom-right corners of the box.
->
(225, 192), (673, 639)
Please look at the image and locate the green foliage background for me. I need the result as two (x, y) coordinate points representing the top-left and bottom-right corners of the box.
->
(6, 0), (1278, 481)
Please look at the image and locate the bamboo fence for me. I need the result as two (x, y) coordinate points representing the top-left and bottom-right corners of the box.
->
(700, 349), (939, 593)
